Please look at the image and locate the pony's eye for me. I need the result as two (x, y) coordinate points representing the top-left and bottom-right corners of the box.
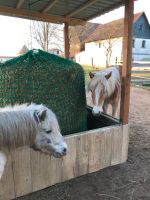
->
(46, 130), (52, 134)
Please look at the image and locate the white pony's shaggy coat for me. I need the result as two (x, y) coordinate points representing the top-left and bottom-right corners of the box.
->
(0, 103), (67, 180)
(0, 104), (38, 148)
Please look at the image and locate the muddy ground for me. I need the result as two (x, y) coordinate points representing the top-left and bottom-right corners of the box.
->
(17, 87), (150, 200)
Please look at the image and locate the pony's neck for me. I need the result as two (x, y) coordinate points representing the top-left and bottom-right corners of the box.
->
(106, 77), (116, 97)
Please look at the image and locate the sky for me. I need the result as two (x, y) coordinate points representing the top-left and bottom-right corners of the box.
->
(0, 0), (149, 56)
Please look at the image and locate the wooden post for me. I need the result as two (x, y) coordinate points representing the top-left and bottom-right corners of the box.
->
(64, 22), (70, 59)
(120, 0), (134, 125)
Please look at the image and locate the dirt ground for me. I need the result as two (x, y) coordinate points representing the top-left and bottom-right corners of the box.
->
(17, 87), (150, 200)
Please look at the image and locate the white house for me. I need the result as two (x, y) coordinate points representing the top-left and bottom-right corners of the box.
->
(75, 12), (150, 67)
(48, 48), (63, 57)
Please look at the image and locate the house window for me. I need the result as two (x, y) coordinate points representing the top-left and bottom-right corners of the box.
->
(57, 50), (59, 55)
(99, 43), (101, 48)
(138, 24), (143, 31)
(142, 40), (146, 48)
(132, 39), (135, 48)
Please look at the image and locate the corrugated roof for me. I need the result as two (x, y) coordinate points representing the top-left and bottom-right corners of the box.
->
(0, 0), (125, 25)
(84, 12), (144, 42)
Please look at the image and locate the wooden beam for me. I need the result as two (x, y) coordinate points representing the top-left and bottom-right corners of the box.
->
(16, 0), (25, 9)
(41, 0), (58, 13)
(0, 6), (86, 26)
(66, 0), (97, 17)
(120, 0), (134, 124)
(64, 23), (70, 59)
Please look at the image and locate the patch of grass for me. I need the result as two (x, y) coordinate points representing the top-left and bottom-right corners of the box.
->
(132, 73), (150, 77)
(142, 84), (150, 88)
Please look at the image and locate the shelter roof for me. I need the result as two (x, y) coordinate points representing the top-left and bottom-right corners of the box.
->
(0, 0), (126, 25)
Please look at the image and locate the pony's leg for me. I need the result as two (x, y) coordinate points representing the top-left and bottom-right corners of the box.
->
(112, 99), (119, 118)
(0, 151), (7, 180)
(103, 103), (109, 114)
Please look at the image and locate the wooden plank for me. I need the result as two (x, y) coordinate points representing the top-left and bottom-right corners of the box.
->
(88, 127), (113, 172)
(62, 136), (76, 182)
(0, 6), (86, 26)
(11, 147), (32, 197)
(66, 0), (97, 17)
(120, 0), (134, 124)
(41, 0), (59, 13)
(76, 134), (89, 176)
(0, 124), (128, 199)
(31, 150), (62, 192)
(0, 149), (15, 200)
(64, 23), (70, 59)
(111, 126), (123, 166)
(121, 124), (129, 163)
(102, 128), (112, 168)
(88, 129), (105, 173)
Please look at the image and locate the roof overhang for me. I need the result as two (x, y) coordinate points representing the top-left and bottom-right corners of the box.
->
(0, 0), (126, 26)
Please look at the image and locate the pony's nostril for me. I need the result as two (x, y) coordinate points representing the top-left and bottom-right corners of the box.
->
(63, 147), (67, 153)
(47, 139), (51, 144)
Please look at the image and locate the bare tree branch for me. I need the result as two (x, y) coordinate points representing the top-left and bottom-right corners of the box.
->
(102, 30), (120, 67)
(27, 21), (63, 52)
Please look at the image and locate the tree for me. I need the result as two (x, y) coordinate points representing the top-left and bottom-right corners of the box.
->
(101, 26), (121, 68)
(69, 22), (99, 58)
(28, 21), (63, 52)
(18, 45), (29, 55)
(102, 37), (116, 67)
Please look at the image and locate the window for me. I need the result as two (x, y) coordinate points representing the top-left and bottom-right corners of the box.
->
(138, 24), (143, 31)
(142, 40), (146, 48)
(132, 39), (135, 48)
(99, 43), (101, 48)
(57, 50), (59, 55)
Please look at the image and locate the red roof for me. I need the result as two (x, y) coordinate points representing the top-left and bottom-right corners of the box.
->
(133, 12), (144, 23)
(0, 56), (15, 59)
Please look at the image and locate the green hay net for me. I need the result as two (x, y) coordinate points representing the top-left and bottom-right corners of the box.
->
(0, 49), (87, 135)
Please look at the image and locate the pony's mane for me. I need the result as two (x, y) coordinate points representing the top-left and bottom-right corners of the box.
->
(0, 104), (39, 148)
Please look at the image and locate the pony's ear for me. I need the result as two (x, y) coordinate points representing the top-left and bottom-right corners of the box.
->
(89, 72), (95, 79)
(37, 109), (47, 122)
(105, 71), (112, 80)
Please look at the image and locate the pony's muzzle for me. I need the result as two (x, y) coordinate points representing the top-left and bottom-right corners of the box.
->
(55, 142), (68, 157)
(92, 106), (103, 116)
(62, 147), (67, 156)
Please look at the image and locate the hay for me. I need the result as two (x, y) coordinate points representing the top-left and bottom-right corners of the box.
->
(0, 50), (87, 135)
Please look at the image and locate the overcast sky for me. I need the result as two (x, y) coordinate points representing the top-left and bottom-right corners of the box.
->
(0, 0), (149, 56)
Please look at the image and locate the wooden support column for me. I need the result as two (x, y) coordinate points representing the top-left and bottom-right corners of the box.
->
(64, 22), (70, 59)
(120, 0), (134, 124)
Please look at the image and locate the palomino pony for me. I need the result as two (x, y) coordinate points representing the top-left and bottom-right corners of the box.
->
(0, 103), (67, 179)
(87, 66), (121, 117)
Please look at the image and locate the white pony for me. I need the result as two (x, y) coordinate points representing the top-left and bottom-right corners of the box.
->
(0, 103), (67, 179)
(87, 66), (121, 117)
